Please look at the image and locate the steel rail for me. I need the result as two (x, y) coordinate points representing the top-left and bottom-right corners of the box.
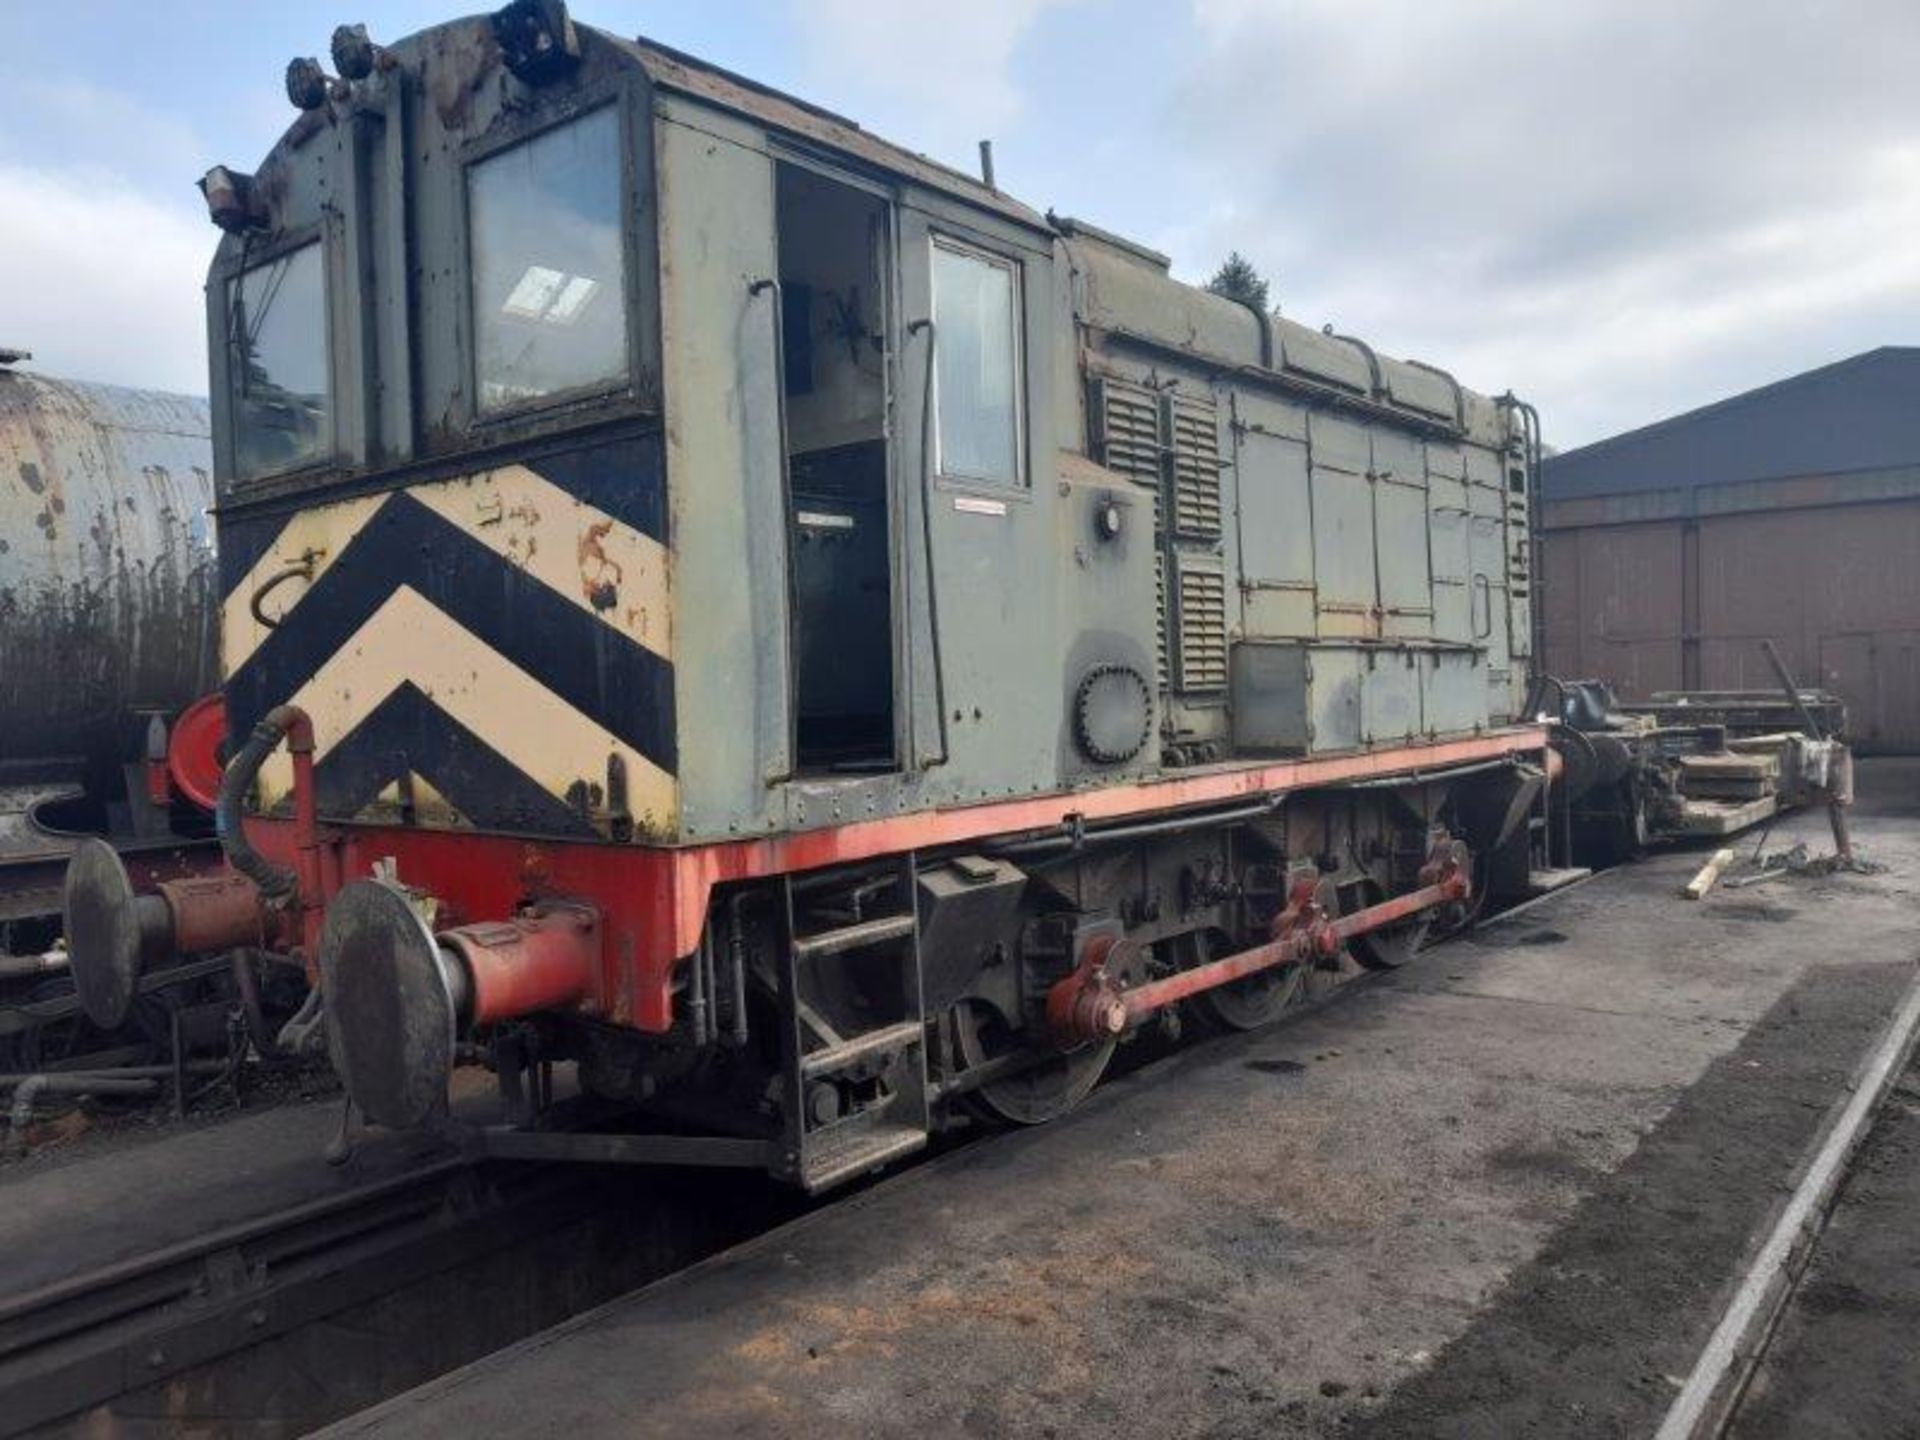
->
(0, 1152), (607, 1437)
(0, 952), (236, 1040)
(1655, 965), (1920, 1440)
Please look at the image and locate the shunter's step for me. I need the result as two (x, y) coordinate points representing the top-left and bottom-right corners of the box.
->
(779, 859), (932, 1195)
(801, 1119), (927, 1193)
(791, 913), (918, 961)
(799, 1019), (926, 1080)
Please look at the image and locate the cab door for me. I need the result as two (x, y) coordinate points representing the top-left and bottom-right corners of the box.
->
(654, 99), (792, 832)
(772, 160), (900, 775)
(893, 206), (1058, 790)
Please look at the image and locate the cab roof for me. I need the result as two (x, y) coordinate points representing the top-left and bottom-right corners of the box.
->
(607, 32), (1050, 233)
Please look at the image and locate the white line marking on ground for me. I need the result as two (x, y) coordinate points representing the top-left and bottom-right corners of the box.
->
(1655, 964), (1920, 1440)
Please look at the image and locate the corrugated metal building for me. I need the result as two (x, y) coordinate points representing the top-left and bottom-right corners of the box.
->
(1541, 347), (1920, 751)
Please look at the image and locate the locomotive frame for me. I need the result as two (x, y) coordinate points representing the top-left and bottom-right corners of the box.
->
(66, 4), (1562, 1192)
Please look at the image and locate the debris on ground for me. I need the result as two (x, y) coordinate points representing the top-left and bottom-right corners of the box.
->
(1685, 848), (1737, 899)
(1725, 842), (1887, 890)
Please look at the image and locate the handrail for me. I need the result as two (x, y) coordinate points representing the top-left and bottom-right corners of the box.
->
(748, 277), (801, 786)
(907, 316), (951, 770)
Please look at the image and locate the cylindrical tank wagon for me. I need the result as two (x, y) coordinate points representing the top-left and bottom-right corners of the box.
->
(0, 356), (217, 803)
(1, 356), (234, 1070)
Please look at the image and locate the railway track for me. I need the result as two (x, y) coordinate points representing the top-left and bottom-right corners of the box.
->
(3, 1154), (486, 1435)
(0, 1141), (802, 1438)
(1665, 969), (1920, 1440)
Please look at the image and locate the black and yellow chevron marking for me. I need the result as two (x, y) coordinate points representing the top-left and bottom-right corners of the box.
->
(218, 434), (676, 839)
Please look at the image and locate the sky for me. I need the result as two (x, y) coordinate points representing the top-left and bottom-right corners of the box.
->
(1, 0), (1915, 450)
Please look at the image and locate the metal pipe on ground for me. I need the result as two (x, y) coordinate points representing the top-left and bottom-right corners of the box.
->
(6, 1074), (159, 1157)
(0, 950), (68, 980)
(0, 1062), (230, 1085)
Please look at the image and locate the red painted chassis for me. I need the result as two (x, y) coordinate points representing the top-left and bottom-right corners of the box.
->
(239, 726), (1549, 1035)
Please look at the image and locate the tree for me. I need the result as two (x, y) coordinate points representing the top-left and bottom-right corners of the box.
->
(1206, 251), (1271, 313)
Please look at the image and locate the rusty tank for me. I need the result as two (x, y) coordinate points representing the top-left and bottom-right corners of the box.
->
(0, 354), (216, 789)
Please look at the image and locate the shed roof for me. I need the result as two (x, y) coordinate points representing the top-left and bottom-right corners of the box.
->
(1542, 346), (1920, 500)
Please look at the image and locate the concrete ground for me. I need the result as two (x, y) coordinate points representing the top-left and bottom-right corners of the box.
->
(326, 760), (1920, 1439)
(0, 1082), (477, 1296)
(1729, 1053), (1920, 1440)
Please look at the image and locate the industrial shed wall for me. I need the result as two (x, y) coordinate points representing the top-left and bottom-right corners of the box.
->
(1541, 466), (1920, 752)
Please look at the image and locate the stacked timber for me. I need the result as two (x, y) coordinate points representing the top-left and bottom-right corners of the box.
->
(1676, 752), (1780, 803)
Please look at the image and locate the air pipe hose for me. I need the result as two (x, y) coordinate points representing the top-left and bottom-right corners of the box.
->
(215, 704), (310, 904)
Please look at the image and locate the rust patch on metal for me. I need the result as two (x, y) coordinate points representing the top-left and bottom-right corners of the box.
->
(502, 499), (540, 569)
(424, 22), (498, 131)
(578, 518), (623, 611)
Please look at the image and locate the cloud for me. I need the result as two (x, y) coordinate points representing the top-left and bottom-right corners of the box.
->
(789, 0), (1071, 169)
(8, 0), (1912, 445)
(0, 79), (206, 192)
(0, 165), (210, 394)
(1171, 0), (1920, 445)
(0, 75), (216, 395)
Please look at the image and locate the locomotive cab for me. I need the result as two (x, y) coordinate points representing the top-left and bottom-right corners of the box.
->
(205, 6), (1085, 845)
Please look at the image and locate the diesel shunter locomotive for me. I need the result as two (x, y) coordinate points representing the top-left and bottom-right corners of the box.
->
(64, 3), (1559, 1191)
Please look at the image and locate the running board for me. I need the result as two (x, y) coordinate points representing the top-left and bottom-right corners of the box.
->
(801, 1121), (927, 1194)
(792, 913), (917, 962)
(799, 1020), (925, 1080)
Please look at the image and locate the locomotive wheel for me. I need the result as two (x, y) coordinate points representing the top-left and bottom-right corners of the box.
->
(1345, 878), (1433, 971)
(950, 998), (1113, 1125)
(1184, 926), (1310, 1033)
(1610, 780), (1652, 863)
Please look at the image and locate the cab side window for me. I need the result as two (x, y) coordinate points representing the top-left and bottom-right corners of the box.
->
(230, 242), (330, 479)
(931, 239), (1024, 487)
